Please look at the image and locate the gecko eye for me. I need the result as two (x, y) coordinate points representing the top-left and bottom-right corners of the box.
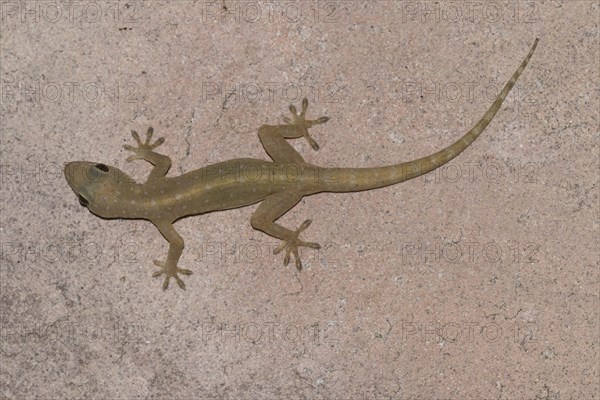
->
(94, 164), (109, 172)
(78, 195), (89, 207)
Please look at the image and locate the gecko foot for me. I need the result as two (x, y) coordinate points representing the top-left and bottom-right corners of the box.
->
(283, 98), (329, 151)
(123, 127), (165, 162)
(152, 260), (192, 290)
(273, 219), (321, 271)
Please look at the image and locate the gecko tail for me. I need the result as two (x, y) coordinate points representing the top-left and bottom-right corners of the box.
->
(326, 38), (539, 193)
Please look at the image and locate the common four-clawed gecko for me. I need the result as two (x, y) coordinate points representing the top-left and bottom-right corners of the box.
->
(65, 39), (538, 290)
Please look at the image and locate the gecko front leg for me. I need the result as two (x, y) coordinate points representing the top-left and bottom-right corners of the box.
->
(124, 128), (191, 289)
(123, 127), (171, 183)
(151, 220), (192, 290)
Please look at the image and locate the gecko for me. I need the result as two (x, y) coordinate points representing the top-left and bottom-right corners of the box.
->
(64, 39), (538, 290)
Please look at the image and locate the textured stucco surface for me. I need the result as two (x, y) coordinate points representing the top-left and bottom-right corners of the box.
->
(1, 1), (598, 399)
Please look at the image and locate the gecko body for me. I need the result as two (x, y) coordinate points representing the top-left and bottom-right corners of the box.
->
(65, 39), (538, 290)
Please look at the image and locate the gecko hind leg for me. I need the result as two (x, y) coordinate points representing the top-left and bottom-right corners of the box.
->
(282, 98), (330, 151)
(273, 219), (321, 270)
(258, 98), (329, 163)
(251, 191), (321, 270)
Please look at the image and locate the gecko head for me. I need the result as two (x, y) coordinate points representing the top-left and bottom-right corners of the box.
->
(64, 161), (139, 218)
